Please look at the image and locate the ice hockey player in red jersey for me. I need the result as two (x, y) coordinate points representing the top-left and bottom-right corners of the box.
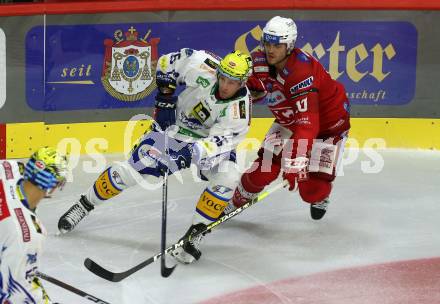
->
(232, 16), (350, 219)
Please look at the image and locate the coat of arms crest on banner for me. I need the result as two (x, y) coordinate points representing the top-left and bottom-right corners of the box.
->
(102, 26), (160, 102)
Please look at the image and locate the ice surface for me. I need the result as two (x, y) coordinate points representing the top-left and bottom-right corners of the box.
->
(33, 149), (440, 303)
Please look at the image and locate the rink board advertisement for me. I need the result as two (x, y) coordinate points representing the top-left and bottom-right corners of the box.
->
(25, 21), (417, 111)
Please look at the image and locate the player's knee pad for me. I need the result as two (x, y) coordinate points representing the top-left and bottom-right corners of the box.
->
(194, 188), (229, 224)
(88, 162), (142, 204)
(298, 177), (332, 204)
(207, 162), (239, 196)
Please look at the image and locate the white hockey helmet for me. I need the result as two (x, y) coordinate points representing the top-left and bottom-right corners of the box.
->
(261, 16), (297, 53)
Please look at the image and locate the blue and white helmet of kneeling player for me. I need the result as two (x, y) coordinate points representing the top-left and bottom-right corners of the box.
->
(261, 16), (298, 54)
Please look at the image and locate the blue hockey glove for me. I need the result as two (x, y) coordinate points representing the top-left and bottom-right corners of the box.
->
(157, 143), (193, 176)
(156, 71), (177, 93)
(154, 93), (177, 130)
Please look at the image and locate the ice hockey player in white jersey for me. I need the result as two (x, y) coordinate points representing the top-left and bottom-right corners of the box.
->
(0, 147), (67, 303)
(58, 49), (253, 263)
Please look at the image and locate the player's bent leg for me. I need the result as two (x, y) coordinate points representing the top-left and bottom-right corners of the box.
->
(58, 131), (167, 234)
(302, 133), (346, 220)
(298, 174), (333, 220)
(232, 153), (281, 208)
(58, 161), (143, 234)
(171, 161), (237, 264)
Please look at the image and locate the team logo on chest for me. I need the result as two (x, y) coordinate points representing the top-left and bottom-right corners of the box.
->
(102, 26), (160, 102)
(266, 90), (286, 106)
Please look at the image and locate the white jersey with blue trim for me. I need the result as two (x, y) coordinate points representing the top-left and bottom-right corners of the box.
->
(157, 48), (252, 153)
(0, 160), (51, 304)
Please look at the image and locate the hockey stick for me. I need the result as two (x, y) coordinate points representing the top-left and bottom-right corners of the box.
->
(160, 130), (177, 277)
(36, 271), (111, 304)
(84, 180), (287, 282)
(160, 168), (176, 277)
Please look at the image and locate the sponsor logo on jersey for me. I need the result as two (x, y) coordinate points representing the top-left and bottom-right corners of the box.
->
(290, 76), (314, 94)
(93, 168), (122, 200)
(253, 56), (267, 63)
(219, 107), (227, 118)
(295, 117), (311, 125)
(111, 171), (126, 186)
(196, 76), (210, 88)
(239, 100), (246, 119)
(138, 144), (162, 163)
(316, 147), (335, 170)
(211, 185), (232, 195)
(231, 103), (240, 119)
(191, 102), (211, 122)
(0, 28), (5, 110)
(31, 214), (43, 234)
(254, 66), (269, 73)
(14, 208), (31, 242)
(180, 113), (203, 130)
(0, 181), (11, 221)
(203, 58), (218, 70)
(27, 253), (38, 265)
(101, 26), (159, 102)
(266, 90), (286, 106)
(196, 189), (229, 220)
(2, 161), (14, 180)
(204, 50), (222, 61)
(9, 185), (16, 200)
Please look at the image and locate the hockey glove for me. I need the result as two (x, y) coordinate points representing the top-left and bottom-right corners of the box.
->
(282, 156), (309, 191)
(157, 144), (193, 176)
(156, 71), (177, 94)
(246, 75), (267, 103)
(154, 93), (177, 130)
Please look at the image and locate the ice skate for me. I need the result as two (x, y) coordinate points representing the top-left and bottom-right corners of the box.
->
(58, 195), (94, 233)
(310, 198), (330, 220)
(170, 223), (207, 264)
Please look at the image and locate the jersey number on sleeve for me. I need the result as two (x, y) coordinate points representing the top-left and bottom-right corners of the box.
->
(170, 52), (181, 64)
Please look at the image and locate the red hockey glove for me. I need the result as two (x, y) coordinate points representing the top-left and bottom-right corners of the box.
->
(282, 156), (309, 191)
(246, 75), (267, 103)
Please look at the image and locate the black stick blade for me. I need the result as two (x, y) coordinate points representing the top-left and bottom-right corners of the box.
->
(161, 264), (176, 277)
(84, 258), (120, 282)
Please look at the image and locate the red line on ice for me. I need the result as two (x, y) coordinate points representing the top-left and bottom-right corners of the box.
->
(200, 257), (440, 304)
